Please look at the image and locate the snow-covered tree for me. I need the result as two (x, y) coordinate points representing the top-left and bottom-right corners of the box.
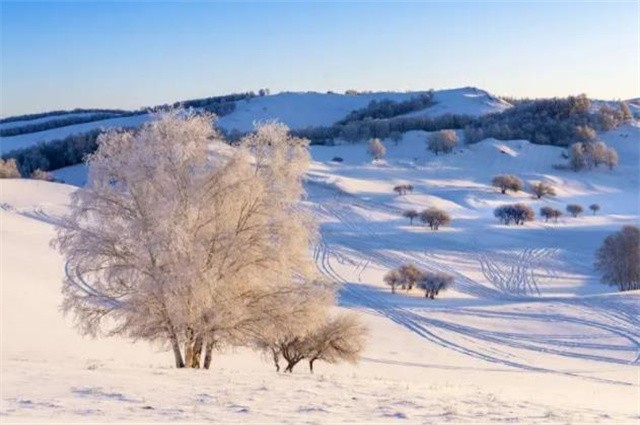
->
(419, 207), (451, 230)
(383, 269), (403, 293)
(402, 209), (419, 225)
(54, 112), (325, 369)
(566, 204), (584, 217)
(491, 175), (523, 194)
(397, 264), (423, 290)
(417, 272), (454, 299)
(530, 182), (556, 199)
(0, 158), (21, 178)
(595, 225), (640, 291)
(367, 138), (386, 160)
(427, 130), (457, 155)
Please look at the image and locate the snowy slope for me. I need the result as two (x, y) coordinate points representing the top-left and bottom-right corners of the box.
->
(1, 123), (639, 422)
(0, 114), (151, 154)
(399, 87), (511, 118)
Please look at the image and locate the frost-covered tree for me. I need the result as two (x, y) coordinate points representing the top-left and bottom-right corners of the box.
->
(367, 138), (386, 160)
(420, 207), (452, 230)
(595, 225), (640, 292)
(494, 203), (535, 225)
(383, 269), (403, 293)
(304, 313), (368, 373)
(54, 112), (325, 369)
(491, 175), (523, 194)
(30, 168), (54, 181)
(402, 209), (419, 225)
(398, 264), (423, 290)
(530, 182), (556, 199)
(569, 142), (618, 171)
(417, 272), (454, 299)
(604, 148), (618, 170)
(566, 204), (584, 217)
(0, 159), (21, 178)
(427, 130), (457, 155)
(589, 203), (600, 215)
(573, 125), (597, 143)
(540, 206), (562, 223)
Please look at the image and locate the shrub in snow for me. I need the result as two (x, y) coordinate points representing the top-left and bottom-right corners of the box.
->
(331, 156), (343, 163)
(384, 269), (403, 293)
(530, 182), (556, 199)
(0, 159), (21, 178)
(494, 203), (535, 225)
(367, 138), (386, 160)
(595, 225), (640, 292)
(54, 112), (336, 370)
(540, 206), (562, 223)
(420, 207), (451, 230)
(417, 271), (454, 299)
(589, 203), (600, 215)
(491, 175), (523, 194)
(30, 168), (54, 181)
(402, 209), (419, 225)
(427, 130), (457, 155)
(566, 204), (584, 217)
(397, 264), (424, 290)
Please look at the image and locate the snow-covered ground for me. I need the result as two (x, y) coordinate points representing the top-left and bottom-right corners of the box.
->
(1, 124), (639, 423)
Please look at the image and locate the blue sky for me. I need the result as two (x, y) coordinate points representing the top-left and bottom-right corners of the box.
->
(1, 1), (638, 116)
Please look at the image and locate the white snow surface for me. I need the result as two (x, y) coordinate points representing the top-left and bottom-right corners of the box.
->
(1, 125), (639, 423)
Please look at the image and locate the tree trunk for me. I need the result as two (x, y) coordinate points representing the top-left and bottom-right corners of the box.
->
(168, 327), (185, 368)
(191, 335), (204, 368)
(203, 340), (215, 370)
(272, 348), (281, 372)
(284, 358), (301, 373)
(309, 358), (318, 374)
(184, 328), (195, 368)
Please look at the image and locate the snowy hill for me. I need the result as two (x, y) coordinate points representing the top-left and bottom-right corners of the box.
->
(2, 122), (639, 422)
(0, 88), (510, 154)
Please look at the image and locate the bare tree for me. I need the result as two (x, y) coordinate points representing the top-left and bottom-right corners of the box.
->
(53, 112), (325, 369)
(595, 225), (640, 291)
(383, 269), (403, 293)
(402, 209), (419, 225)
(566, 204), (584, 217)
(491, 175), (523, 194)
(367, 138), (386, 160)
(417, 272), (454, 299)
(589, 203), (600, 215)
(419, 207), (452, 230)
(531, 182), (556, 199)
(427, 130), (458, 155)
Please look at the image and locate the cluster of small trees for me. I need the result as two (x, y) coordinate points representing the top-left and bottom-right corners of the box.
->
(491, 175), (523, 194)
(54, 113), (367, 371)
(568, 141), (618, 171)
(540, 203), (600, 222)
(427, 130), (458, 155)
(464, 95), (632, 147)
(402, 207), (451, 230)
(384, 264), (453, 299)
(393, 184), (414, 195)
(539, 206), (562, 222)
(0, 112), (140, 137)
(494, 203), (535, 225)
(595, 225), (640, 292)
(0, 159), (21, 178)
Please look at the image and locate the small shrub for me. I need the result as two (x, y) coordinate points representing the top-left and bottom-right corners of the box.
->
(30, 169), (54, 181)
(0, 159), (21, 178)
(331, 156), (343, 163)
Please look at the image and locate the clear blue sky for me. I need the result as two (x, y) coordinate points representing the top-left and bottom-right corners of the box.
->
(1, 1), (638, 116)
